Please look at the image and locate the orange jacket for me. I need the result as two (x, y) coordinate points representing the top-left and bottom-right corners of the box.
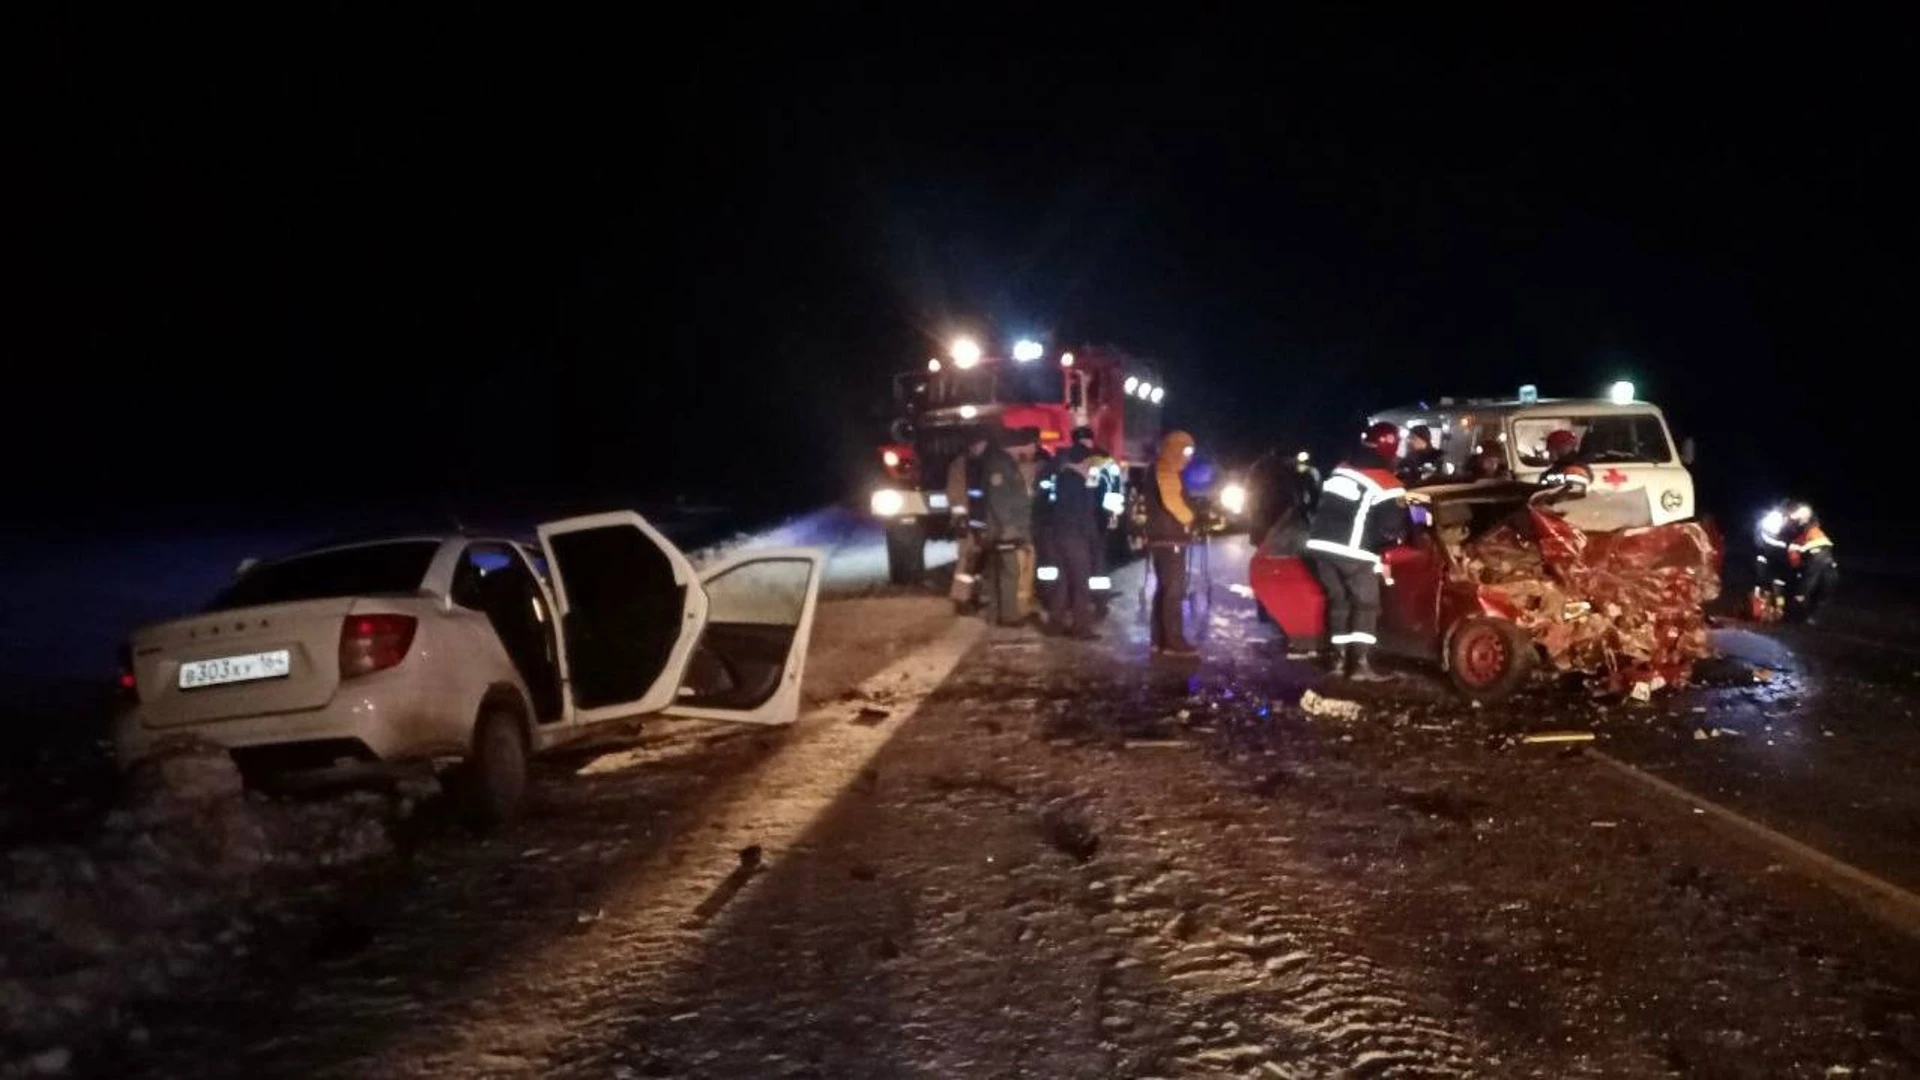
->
(1154, 430), (1195, 529)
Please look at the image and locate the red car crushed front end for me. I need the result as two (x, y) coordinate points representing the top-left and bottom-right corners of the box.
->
(1250, 495), (1723, 696)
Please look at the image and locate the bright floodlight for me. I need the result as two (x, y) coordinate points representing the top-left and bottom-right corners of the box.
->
(1609, 380), (1635, 404)
(1060, 352), (1075, 367)
(1150, 386), (1165, 404)
(1123, 375), (1140, 393)
(927, 358), (941, 372)
(1012, 339), (1043, 362)
(1219, 482), (1247, 515)
(950, 336), (982, 368)
(1136, 381), (1153, 400)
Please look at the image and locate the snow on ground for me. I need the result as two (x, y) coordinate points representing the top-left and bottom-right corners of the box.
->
(10, 519), (1920, 1077)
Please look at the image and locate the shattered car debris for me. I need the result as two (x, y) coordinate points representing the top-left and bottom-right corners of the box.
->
(1251, 481), (1721, 700)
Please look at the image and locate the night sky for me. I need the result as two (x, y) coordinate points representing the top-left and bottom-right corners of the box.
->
(12, 10), (1917, 536)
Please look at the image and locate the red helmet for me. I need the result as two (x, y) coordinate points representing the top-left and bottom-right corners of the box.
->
(1545, 429), (1579, 458)
(1362, 421), (1401, 459)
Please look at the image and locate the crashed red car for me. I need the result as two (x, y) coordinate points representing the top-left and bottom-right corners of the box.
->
(1251, 481), (1723, 701)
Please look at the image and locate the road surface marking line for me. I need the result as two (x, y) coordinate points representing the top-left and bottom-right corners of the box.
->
(1589, 749), (1920, 939)
(366, 616), (987, 1072)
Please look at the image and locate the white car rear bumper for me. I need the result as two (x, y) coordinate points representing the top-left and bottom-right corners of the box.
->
(112, 669), (471, 768)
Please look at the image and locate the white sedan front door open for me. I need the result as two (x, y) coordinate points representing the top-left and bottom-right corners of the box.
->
(537, 511), (709, 724)
(665, 548), (824, 726)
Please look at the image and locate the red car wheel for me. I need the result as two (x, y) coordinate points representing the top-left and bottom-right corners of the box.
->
(1447, 616), (1534, 702)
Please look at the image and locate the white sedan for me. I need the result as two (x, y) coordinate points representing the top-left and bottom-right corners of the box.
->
(115, 511), (824, 824)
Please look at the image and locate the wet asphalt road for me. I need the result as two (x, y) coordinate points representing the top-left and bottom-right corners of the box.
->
(38, 523), (1920, 1077)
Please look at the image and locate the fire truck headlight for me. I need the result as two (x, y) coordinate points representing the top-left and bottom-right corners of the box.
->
(1102, 491), (1125, 514)
(959, 404), (978, 419)
(1219, 483), (1247, 515)
(870, 489), (906, 517)
(950, 336), (982, 368)
(881, 449), (901, 468)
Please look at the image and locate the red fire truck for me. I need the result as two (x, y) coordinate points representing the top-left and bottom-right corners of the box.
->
(868, 337), (1167, 585)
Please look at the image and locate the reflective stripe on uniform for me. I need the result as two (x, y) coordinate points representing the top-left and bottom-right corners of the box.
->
(1329, 631), (1378, 645)
(1305, 538), (1382, 564)
(1324, 466), (1403, 558)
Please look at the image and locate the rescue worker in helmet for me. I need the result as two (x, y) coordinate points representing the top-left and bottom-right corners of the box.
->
(1761, 502), (1837, 624)
(1398, 424), (1453, 488)
(1142, 430), (1200, 657)
(1305, 422), (1409, 680)
(948, 432), (993, 611)
(1537, 429), (1592, 494)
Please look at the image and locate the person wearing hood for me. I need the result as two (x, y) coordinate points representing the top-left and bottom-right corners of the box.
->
(1143, 430), (1199, 656)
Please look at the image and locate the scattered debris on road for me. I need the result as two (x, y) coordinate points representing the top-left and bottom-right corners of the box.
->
(1299, 690), (1364, 721)
(1520, 730), (1596, 745)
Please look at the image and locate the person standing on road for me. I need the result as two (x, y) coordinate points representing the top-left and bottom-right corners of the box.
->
(981, 429), (1035, 626)
(1072, 425), (1119, 593)
(1770, 502), (1837, 624)
(948, 433), (992, 611)
(1045, 444), (1106, 639)
(1143, 430), (1199, 657)
(1305, 422), (1408, 681)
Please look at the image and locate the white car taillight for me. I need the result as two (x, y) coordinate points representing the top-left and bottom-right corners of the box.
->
(339, 614), (417, 679)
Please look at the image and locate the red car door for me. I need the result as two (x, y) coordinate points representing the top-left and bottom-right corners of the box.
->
(1248, 552), (1325, 640)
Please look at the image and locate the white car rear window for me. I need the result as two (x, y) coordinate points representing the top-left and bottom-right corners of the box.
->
(208, 541), (440, 611)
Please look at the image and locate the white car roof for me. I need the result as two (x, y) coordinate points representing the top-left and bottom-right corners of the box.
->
(1375, 398), (1666, 418)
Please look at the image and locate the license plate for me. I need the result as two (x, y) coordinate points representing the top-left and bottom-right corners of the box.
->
(178, 649), (292, 690)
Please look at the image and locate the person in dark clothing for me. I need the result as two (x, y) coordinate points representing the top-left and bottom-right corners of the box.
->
(979, 432), (1034, 626)
(1045, 445), (1105, 638)
(1305, 422), (1408, 680)
(1142, 430), (1199, 656)
(1398, 424), (1451, 487)
(1071, 425), (1120, 593)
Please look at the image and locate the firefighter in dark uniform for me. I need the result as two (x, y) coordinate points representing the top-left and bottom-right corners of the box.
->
(1143, 430), (1199, 657)
(1045, 444), (1106, 638)
(1764, 502), (1837, 624)
(1305, 422), (1408, 680)
(1071, 425), (1119, 596)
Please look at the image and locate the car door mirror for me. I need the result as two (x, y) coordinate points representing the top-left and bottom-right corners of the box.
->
(1679, 436), (1696, 466)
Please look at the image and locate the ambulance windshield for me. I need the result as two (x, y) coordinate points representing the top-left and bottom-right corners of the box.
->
(1512, 412), (1675, 468)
